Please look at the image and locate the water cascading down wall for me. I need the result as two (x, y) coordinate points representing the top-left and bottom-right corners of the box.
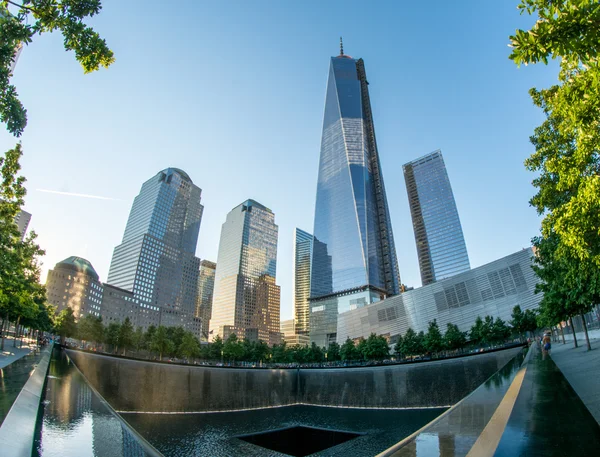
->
(66, 347), (522, 412)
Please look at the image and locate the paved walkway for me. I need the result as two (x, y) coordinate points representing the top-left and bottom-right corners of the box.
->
(0, 338), (37, 369)
(493, 343), (600, 456)
(551, 337), (600, 425)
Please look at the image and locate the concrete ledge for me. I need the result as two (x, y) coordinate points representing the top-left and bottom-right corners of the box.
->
(0, 347), (51, 457)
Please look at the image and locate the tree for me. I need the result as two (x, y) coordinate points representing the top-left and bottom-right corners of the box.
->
(0, 144), (45, 349)
(144, 325), (156, 350)
(444, 323), (466, 351)
(360, 333), (389, 360)
(401, 328), (422, 357)
(151, 325), (173, 361)
(340, 337), (360, 361)
(532, 234), (598, 349)
(394, 334), (403, 358)
(510, 305), (526, 340)
(424, 320), (443, 354)
(308, 342), (325, 362)
(252, 340), (270, 362)
(209, 334), (223, 360)
(178, 331), (200, 362)
(509, 0), (600, 269)
(356, 338), (367, 361)
(222, 333), (244, 361)
(131, 327), (144, 352)
(327, 341), (341, 362)
(77, 314), (95, 343)
(54, 307), (76, 344)
(491, 317), (511, 344)
(1, 0), (114, 137)
(104, 322), (120, 353)
(271, 341), (289, 363)
(118, 317), (133, 355)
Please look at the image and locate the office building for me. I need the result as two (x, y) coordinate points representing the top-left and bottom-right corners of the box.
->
(310, 43), (401, 346)
(107, 168), (203, 337)
(403, 150), (470, 286)
(45, 256), (103, 320)
(281, 318), (310, 346)
(337, 248), (541, 344)
(293, 228), (313, 336)
(210, 200), (281, 346)
(14, 209), (31, 240)
(195, 260), (217, 342)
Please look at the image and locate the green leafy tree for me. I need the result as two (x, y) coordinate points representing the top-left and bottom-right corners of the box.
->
(340, 337), (360, 361)
(77, 314), (95, 343)
(360, 333), (389, 360)
(356, 338), (367, 361)
(424, 320), (444, 354)
(401, 328), (422, 357)
(532, 234), (598, 349)
(509, 0), (600, 268)
(271, 341), (289, 363)
(327, 341), (341, 362)
(143, 325), (156, 349)
(209, 334), (223, 360)
(444, 323), (466, 351)
(104, 322), (120, 353)
(491, 317), (511, 344)
(308, 342), (325, 362)
(394, 334), (403, 357)
(118, 317), (133, 355)
(151, 325), (173, 361)
(222, 333), (244, 361)
(510, 305), (526, 340)
(1, 0), (114, 137)
(54, 307), (76, 344)
(252, 340), (270, 362)
(179, 331), (200, 362)
(166, 326), (186, 357)
(131, 327), (144, 352)
(470, 317), (486, 345)
(0, 144), (45, 349)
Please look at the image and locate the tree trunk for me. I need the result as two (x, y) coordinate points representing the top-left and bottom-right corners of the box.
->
(0, 317), (5, 351)
(581, 313), (591, 351)
(13, 316), (20, 347)
(569, 317), (578, 348)
(560, 325), (566, 344)
(159, 351), (163, 361)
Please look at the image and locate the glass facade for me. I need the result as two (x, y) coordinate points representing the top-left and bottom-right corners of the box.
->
(403, 150), (470, 286)
(310, 52), (401, 347)
(210, 200), (281, 345)
(293, 228), (313, 335)
(107, 168), (203, 335)
(195, 259), (216, 342)
(337, 248), (540, 345)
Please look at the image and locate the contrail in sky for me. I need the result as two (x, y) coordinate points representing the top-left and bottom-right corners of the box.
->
(36, 189), (122, 201)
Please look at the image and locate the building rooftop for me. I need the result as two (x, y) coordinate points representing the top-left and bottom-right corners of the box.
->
(55, 256), (100, 281)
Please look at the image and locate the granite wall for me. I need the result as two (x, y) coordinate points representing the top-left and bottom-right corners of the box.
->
(66, 347), (522, 412)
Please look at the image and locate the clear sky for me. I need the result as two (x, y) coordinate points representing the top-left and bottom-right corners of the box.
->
(0, 0), (557, 321)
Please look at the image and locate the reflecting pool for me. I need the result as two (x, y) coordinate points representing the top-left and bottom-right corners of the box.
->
(123, 405), (446, 456)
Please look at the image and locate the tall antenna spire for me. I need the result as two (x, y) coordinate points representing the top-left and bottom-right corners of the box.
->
(340, 36), (344, 56)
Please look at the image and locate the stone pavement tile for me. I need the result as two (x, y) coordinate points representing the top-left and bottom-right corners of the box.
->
(550, 337), (600, 425)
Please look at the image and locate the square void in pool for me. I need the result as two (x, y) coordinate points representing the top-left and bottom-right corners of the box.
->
(237, 425), (362, 456)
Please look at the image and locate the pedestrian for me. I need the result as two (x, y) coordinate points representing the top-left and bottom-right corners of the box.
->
(542, 332), (551, 354)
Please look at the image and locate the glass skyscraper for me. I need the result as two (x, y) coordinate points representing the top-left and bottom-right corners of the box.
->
(209, 200), (281, 346)
(195, 259), (216, 342)
(310, 47), (401, 347)
(293, 228), (313, 336)
(403, 150), (470, 285)
(107, 168), (203, 333)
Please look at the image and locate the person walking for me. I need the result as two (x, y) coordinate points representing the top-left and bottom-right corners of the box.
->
(542, 332), (552, 354)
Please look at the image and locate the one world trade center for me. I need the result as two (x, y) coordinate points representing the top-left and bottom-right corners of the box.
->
(310, 42), (401, 346)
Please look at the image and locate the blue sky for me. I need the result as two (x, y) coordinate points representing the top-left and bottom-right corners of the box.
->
(0, 0), (557, 321)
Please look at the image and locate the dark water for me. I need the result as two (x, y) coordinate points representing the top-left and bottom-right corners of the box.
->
(34, 349), (155, 457)
(0, 347), (44, 425)
(123, 405), (446, 456)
